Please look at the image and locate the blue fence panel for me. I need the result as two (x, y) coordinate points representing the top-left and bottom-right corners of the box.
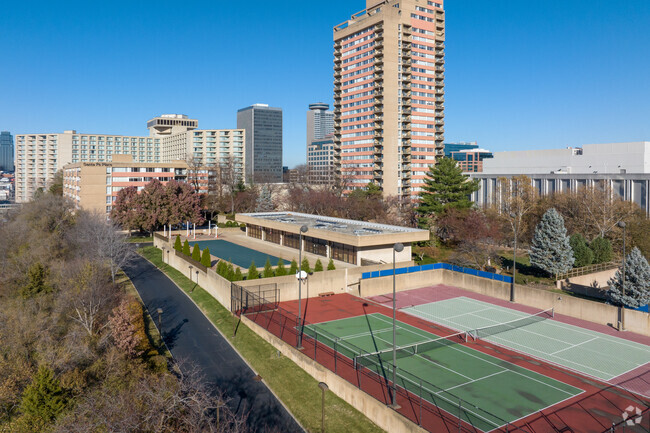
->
(395, 267), (408, 275)
(407, 266), (421, 273)
(633, 304), (649, 313)
(361, 261), (513, 284)
(362, 272), (371, 279)
(379, 269), (393, 277)
(371, 271), (380, 278)
(433, 263), (443, 270)
(477, 270), (492, 279)
(422, 264), (435, 271)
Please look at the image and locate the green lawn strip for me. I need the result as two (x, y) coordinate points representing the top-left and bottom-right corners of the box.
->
(138, 246), (384, 433)
(116, 270), (172, 360)
(126, 235), (153, 243)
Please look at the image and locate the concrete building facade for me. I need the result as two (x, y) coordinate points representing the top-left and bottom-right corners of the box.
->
(307, 135), (335, 185)
(237, 104), (283, 184)
(306, 103), (334, 145)
(470, 142), (650, 215)
(0, 131), (14, 172)
(333, 0), (445, 200)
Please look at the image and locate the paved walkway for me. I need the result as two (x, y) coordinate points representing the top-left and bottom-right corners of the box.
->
(124, 255), (303, 432)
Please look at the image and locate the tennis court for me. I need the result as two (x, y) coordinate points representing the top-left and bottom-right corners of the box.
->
(303, 312), (582, 432)
(401, 296), (650, 382)
(189, 239), (283, 268)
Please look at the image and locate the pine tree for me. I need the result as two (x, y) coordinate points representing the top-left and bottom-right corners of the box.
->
(301, 258), (311, 274)
(255, 185), (274, 212)
(591, 237), (613, 264)
(569, 234), (594, 268)
(226, 262), (235, 281)
(216, 260), (225, 276)
(233, 267), (243, 281)
(289, 259), (298, 275)
(21, 262), (53, 299)
(182, 240), (191, 256)
(201, 248), (212, 267)
(275, 259), (287, 276)
(314, 259), (323, 272)
(530, 208), (575, 276)
(327, 258), (336, 271)
(263, 258), (274, 278)
(416, 157), (480, 227)
(191, 244), (201, 262)
(607, 247), (650, 308)
(20, 365), (67, 425)
(174, 235), (182, 251)
(247, 261), (259, 280)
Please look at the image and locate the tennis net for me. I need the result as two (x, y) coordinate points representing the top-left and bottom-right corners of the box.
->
(469, 308), (554, 340)
(354, 331), (467, 369)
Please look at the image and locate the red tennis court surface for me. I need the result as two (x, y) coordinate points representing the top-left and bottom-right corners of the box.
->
(242, 291), (650, 432)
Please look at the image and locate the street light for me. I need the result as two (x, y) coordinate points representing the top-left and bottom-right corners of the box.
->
(166, 249), (170, 264)
(509, 212), (517, 302)
(318, 382), (329, 433)
(618, 221), (626, 331)
(391, 242), (404, 408)
(157, 308), (163, 334)
(189, 265), (193, 281)
(297, 225), (309, 349)
(196, 270), (199, 285)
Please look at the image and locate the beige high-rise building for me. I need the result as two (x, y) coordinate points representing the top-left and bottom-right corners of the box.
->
(333, 0), (445, 200)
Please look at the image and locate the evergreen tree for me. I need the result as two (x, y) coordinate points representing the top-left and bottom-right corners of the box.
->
(201, 247), (212, 267)
(20, 365), (67, 426)
(569, 234), (594, 268)
(247, 261), (259, 280)
(530, 208), (575, 276)
(327, 258), (336, 271)
(301, 258), (311, 274)
(182, 240), (191, 256)
(416, 157), (480, 227)
(591, 237), (613, 264)
(174, 235), (182, 251)
(191, 244), (201, 262)
(275, 259), (287, 276)
(289, 259), (298, 275)
(255, 185), (274, 212)
(21, 262), (53, 299)
(263, 258), (274, 278)
(216, 260), (226, 276)
(233, 267), (243, 281)
(314, 259), (323, 272)
(226, 262), (235, 281)
(607, 247), (650, 308)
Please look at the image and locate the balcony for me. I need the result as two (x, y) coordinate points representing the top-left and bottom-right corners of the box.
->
(374, 73), (383, 82)
(375, 49), (383, 58)
(373, 146), (383, 155)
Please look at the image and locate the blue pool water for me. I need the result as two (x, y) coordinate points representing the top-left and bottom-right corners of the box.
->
(189, 239), (283, 268)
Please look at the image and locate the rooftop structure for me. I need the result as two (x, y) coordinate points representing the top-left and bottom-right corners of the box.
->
(146, 114), (198, 137)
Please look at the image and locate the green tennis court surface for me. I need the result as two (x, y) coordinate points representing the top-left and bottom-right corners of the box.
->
(189, 239), (283, 268)
(304, 313), (582, 431)
(402, 297), (650, 381)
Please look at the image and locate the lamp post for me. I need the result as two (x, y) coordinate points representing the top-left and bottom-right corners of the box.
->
(297, 225), (309, 349)
(509, 212), (517, 302)
(196, 270), (199, 285)
(618, 221), (626, 331)
(166, 249), (170, 264)
(318, 382), (329, 433)
(157, 308), (163, 334)
(391, 242), (404, 408)
(189, 265), (193, 281)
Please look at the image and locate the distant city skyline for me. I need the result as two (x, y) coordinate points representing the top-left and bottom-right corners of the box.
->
(1, 0), (649, 168)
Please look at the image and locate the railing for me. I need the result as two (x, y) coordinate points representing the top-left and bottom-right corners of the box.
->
(556, 262), (618, 281)
(362, 263), (513, 284)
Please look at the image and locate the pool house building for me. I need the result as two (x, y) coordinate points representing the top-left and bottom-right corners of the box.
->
(235, 212), (429, 266)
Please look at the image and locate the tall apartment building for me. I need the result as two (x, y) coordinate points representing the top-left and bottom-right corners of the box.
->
(307, 134), (335, 185)
(306, 103), (334, 145)
(333, 0), (445, 199)
(15, 114), (246, 203)
(237, 104), (283, 184)
(0, 131), (14, 172)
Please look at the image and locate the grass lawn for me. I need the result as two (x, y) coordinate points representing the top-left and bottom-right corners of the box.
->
(138, 246), (384, 433)
(126, 235), (153, 243)
(499, 251), (555, 286)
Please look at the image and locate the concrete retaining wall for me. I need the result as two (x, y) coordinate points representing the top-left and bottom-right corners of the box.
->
(241, 315), (426, 433)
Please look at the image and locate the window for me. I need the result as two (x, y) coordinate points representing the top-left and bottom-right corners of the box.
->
(331, 242), (357, 264)
(248, 224), (262, 240)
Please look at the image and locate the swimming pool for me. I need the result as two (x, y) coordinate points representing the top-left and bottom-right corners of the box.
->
(189, 239), (284, 268)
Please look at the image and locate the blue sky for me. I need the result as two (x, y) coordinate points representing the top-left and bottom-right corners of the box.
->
(1, 0), (649, 167)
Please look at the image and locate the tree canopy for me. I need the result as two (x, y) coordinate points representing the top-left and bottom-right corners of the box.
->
(607, 247), (650, 308)
(530, 208), (575, 276)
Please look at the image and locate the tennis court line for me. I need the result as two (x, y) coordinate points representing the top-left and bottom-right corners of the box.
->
(549, 337), (599, 355)
(435, 370), (507, 395)
(371, 313), (580, 397)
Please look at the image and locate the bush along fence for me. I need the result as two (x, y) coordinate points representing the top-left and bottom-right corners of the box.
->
(362, 263), (513, 284)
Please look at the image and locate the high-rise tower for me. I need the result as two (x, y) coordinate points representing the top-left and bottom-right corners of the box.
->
(237, 104), (283, 184)
(333, 0), (445, 199)
(306, 103), (334, 145)
(0, 131), (14, 172)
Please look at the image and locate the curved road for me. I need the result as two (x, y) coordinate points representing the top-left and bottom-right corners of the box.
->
(124, 255), (303, 433)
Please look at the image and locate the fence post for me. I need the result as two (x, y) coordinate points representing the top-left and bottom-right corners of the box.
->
(419, 379), (423, 426)
(334, 338), (338, 374)
(458, 399), (462, 433)
(314, 332), (318, 359)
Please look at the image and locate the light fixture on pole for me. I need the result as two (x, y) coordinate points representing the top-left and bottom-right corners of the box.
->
(318, 382), (329, 433)
(509, 212), (517, 302)
(618, 221), (626, 331)
(166, 249), (170, 264)
(196, 270), (199, 285)
(189, 265), (193, 281)
(391, 242), (404, 408)
(297, 225), (309, 349)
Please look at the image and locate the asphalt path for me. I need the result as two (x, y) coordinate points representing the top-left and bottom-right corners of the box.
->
(124, 255), (303, 433)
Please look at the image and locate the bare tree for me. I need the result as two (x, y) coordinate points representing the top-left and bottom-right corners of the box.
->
(577, 183), (640, 240)
(186, 153), (205, 194)
(496, 175), (538, 241)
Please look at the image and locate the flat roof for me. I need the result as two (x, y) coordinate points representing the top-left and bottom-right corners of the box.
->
(237, 212), (429, 247)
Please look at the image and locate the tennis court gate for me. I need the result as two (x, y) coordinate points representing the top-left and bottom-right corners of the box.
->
(231, 282), (278, 316)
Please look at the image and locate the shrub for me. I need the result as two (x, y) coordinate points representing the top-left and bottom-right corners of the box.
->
(201, 248), (211, 267)
(289, 259), (298, 275)
(20, 365), (67, 426)
(569, 234), (594, 268)
(182, 240), (191, 256)
(591, 237), (613, 264)
(21, 262), (53, 299)
(247, 261), (259, 280)
(301, 258), (311, 274)
(233, 267), (243, 281)
(327, 258), (336, 271)
(226, 262), (235, 281)
(191, 244), (201, 262)
(173, 235), (182, 251)
(275, 259), (287, 276)
(314, 259), (323, 272)
(263, 258), (274, 278)
(216, 260), (226, 276)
